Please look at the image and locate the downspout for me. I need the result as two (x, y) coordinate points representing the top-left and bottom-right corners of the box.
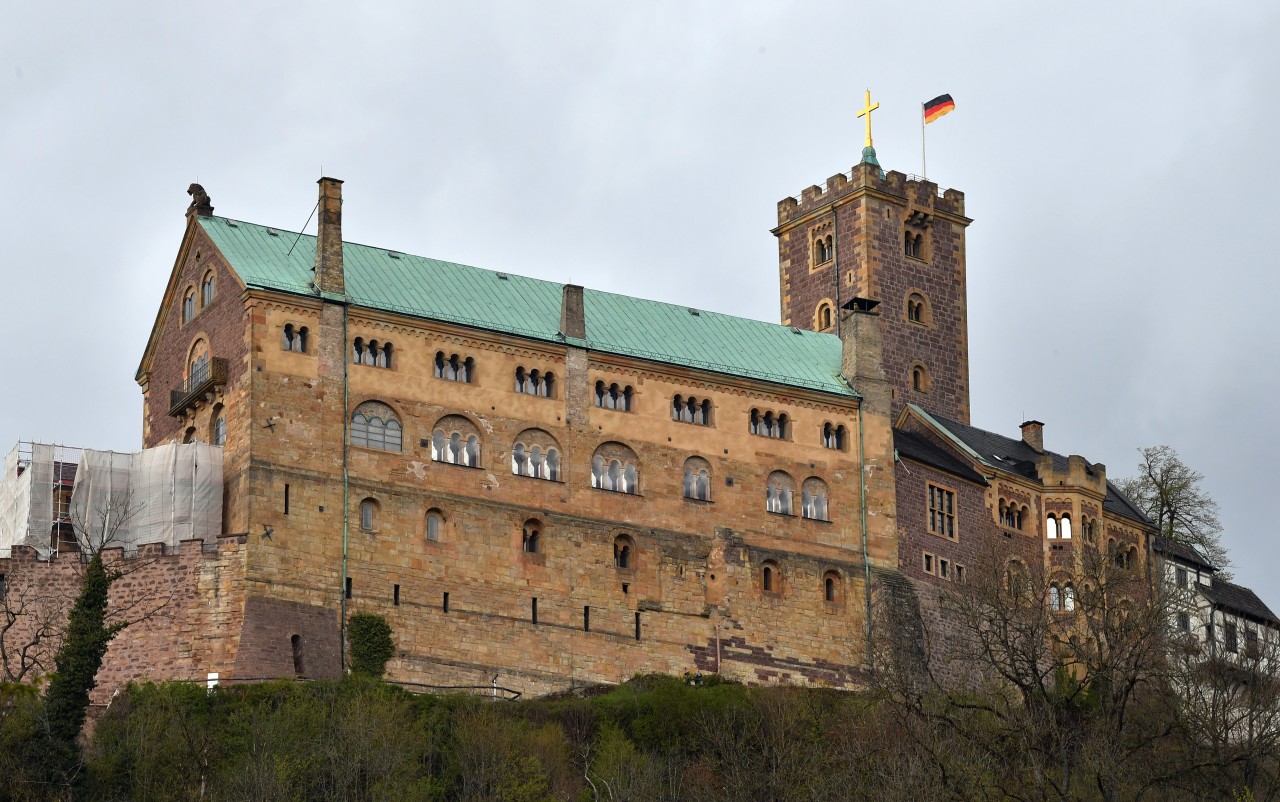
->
(857, 402), (873, 668)
(339, 303), (350, 673)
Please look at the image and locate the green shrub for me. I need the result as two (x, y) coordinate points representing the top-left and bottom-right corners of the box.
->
(348, 612), (394, 678)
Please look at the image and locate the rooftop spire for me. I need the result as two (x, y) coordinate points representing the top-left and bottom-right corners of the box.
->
(856, 89), (882, 169)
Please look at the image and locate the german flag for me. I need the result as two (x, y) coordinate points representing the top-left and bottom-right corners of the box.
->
(924, 94), (955, 124)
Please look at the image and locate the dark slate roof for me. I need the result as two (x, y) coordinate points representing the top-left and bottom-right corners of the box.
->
(1202, 580), (1280, 627)
(894, 429), (988, 486)
(918, 407), (1151, 527)
(1153, 535), (1216, 571)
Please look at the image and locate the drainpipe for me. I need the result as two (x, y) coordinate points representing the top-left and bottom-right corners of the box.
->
(340, 303), (350, 672)
(857, 403), (873, 668)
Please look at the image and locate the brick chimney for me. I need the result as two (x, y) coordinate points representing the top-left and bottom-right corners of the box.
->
(1020, 420), (1044, 452)
(314, 177), (344, 295)
(840, 298), (890, 416)
(560, 284), (586, 340)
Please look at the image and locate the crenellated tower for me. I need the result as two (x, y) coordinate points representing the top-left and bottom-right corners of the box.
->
(773, 141), (973, 423)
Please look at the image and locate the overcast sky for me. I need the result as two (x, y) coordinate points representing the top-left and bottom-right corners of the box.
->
(3, 2), (1277, 603)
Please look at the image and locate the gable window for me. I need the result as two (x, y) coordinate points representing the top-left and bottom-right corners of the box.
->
(201, 271), (216, 306)
(283, 324), (309, 353)
(359, 498), (378, 532)
(434, 352), (474, 382)
(749, 408), (789, 440)
(514, 367), (555, 397)
(683, 457), (711, 501)
(353, 338), (394, 369)
(591, 443), (639, 494)
(350, 401), (403, 452)
(181, 287), (196, 324)
(928, 484), (955, 540)
(766, 471), (796, 516)
(672, 395), (713, 426)
(594, 381), (634, 411)
(822, 422), (847, 450)
(801, 477), (830, 521)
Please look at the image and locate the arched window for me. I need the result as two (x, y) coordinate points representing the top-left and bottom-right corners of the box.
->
(766, 471), (796, 515)
(761, 560), (782, 594)
(435, 352), (474, 383)
(906, 292), (931, 326)
(350, 401), (403, 452)
(426, 509), (443, 542)
(432, 415), (482, 467)
(183, 427), (197, 444)
(749, 409), (789, 440)
(591, 443), (639, 495)
(823, 570), (842, 604)
(905, 232), (924, 258)
(1049, 584), (1062, 612)
(514, 367), (555, 397)
(283, 324), (310, 353)
(822, 422), (847, 450)
(187, 339), (210, 385)
(359, 498), (378, 531)
(802, 477), (830, 521)
(614, 535), (635, 569)
(594, 381), (634, 412)
(1060, 515), (1072, 540)
(1126, 546), (1137, 570)
(911, 364), (931, 393)
(672, 395), (713, 427)
(351, 338), (393, 369)
(181, 287), (196, 324)
(683, 457), (711, 501)
(201, 271), (216, 306)
(816, 302), (834, 331)
(1063, 584), (1076, 612)
(814, 235), (832, 265)
(522, 519), (541, 553)
(211, 404), (226, 446)
(510, 429), (562, 481)
(1046, 514), (1059, 539)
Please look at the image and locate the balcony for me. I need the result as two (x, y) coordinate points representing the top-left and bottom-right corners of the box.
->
(169, 357), (228, 416)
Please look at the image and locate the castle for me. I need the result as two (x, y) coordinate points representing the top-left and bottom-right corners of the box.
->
(2, 140), (1274, 698)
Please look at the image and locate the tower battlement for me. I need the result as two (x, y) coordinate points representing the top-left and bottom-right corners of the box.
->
(777, 164), (966, 226)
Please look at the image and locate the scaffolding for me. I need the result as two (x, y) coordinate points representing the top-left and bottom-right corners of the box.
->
(0, 441), (222, 559)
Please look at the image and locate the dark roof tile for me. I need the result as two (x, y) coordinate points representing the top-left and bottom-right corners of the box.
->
(894, 429), (988, 486)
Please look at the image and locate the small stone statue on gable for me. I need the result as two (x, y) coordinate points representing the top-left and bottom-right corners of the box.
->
(186, 183), (213, 217)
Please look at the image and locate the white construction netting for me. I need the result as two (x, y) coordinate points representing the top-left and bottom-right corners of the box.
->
(0, 442), (223, 557)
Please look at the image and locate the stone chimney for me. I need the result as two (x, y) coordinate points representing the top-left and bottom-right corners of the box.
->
(839, 298), (890, 416)
(314, 177), (344, 295)
(1020, 420), (1044, 453)
(560, 284), (586, 340)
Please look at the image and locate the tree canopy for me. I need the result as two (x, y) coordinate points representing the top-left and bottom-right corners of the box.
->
(1116, 445), (1229, 575)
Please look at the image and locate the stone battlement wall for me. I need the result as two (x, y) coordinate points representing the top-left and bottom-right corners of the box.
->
(0, 535), (246, 701)
(778, 164), (966, 225)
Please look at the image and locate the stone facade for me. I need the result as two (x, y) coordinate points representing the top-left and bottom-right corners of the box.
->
(775, 160), (972, 423)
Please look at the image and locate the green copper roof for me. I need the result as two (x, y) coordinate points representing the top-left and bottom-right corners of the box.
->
(198, 216), (855, 398)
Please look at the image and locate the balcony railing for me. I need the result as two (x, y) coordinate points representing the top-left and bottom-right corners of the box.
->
(169, 357), (228, 416)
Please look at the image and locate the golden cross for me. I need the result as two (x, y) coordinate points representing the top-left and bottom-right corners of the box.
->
(856, 89), (879, 149)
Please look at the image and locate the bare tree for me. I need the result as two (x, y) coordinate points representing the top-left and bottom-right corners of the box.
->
(1117, 445), (1229, 576)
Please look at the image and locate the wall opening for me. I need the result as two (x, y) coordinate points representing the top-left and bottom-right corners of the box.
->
(634, 611), (641, 641)
(345, 577), (352, 599)
(443, 591), (449, 613)
(393, 584), (400, 606)
(291, 634), (305, 677)
(284, 483), (290, 515)
(583, 606), (590, 632)
(532, 597), (538, 625)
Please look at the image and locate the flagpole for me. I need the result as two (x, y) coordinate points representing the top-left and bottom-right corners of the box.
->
(921, 102), (927, 180)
